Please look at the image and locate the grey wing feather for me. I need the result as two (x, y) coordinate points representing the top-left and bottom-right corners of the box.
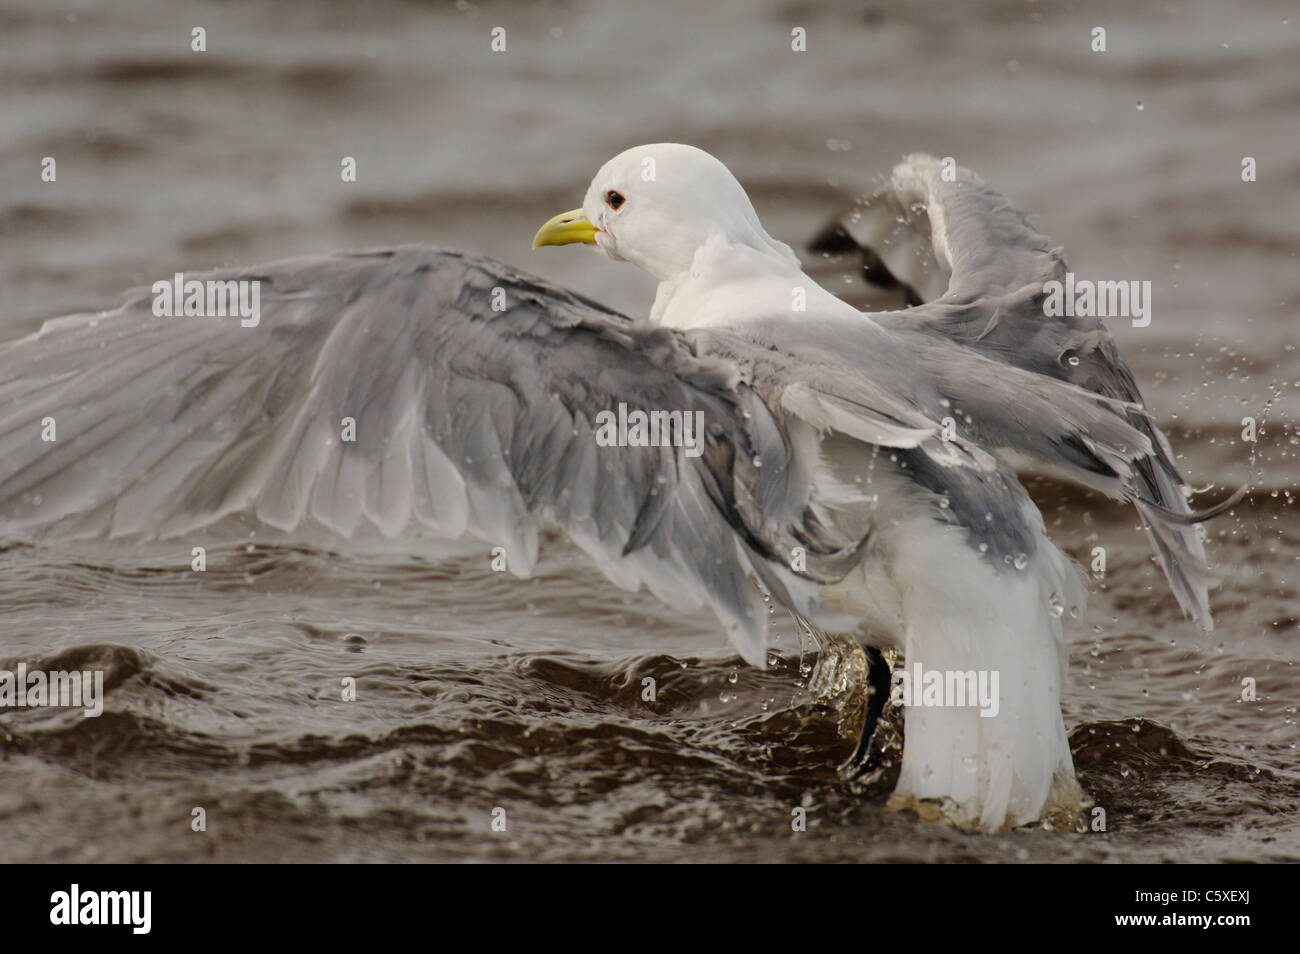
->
(808, 154), (1220, 628)
(808, 153), (1057, 305)
(702, 312), (1156, 489)
(0, 247), (866, 666)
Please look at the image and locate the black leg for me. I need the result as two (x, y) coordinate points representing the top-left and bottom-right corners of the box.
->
(842, 645), (893, 779)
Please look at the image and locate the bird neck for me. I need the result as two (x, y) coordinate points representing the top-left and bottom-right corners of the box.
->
(649, 237), (838, 331)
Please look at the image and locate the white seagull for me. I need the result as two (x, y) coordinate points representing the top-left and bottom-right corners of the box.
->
(0, 143), (1234, 831)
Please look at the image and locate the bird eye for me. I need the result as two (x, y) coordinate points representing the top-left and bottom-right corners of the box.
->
(605, 190), (625, 210)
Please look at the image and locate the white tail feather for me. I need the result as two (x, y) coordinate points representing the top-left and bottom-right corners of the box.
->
(881, 508), (1086, 830)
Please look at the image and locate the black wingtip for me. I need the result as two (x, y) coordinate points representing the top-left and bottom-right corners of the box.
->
(1141, 482), (1250, 526)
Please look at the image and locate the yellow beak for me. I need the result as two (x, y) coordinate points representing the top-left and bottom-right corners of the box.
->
(532, 208), (597, 249)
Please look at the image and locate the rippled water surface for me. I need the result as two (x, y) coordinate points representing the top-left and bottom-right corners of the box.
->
(1, 0), (1297, 862)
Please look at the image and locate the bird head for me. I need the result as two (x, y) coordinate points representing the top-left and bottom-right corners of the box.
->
(532, 143), (796, 282)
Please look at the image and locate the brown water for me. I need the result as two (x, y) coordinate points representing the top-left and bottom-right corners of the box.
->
(0, 0), (1297, 862)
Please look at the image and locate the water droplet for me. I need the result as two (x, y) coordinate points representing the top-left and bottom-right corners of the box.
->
(727, 670), (738, 684)
(1013, 553), (1029, 570)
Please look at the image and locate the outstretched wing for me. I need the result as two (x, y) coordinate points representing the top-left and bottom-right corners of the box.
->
(809, 154), (1220, 629)
(0, 247), (872, 666)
